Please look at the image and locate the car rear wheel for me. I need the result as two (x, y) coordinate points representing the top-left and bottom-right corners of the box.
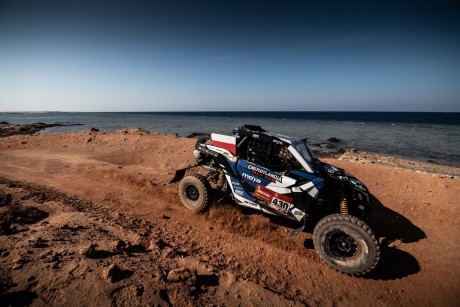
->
(179, 173), (211, 212)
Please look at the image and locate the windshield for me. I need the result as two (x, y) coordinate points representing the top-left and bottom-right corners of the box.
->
(285, 141), (320, 174)
(293, 141), (317, 162)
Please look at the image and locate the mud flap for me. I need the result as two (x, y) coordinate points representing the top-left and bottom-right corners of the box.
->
(168, 163), (198, 184)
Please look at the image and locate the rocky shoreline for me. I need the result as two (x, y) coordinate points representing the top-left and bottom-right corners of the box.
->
(2, 124), (458, 179)
(338, 149), (460, 179)
(0, 122), (82, 138)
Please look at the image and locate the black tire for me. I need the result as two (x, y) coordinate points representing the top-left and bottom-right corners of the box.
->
(313, 214), (380, 275)
(178, 173), (211, 212)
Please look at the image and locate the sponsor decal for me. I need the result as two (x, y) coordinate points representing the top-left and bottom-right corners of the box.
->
(254, 185), (273, 202)
(292, 209), (304, 216)
(270, 197), (294, 214)
(292, 209), (305, 221)
(243, 200), (259, 209)
(254, 185), (294, 215)
(248, 164), (282, 183)
(242, 172), (262, 184)
(230, 178), (245, 196)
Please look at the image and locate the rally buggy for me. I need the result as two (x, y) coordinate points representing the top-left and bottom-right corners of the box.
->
(173, 125), (380, 275)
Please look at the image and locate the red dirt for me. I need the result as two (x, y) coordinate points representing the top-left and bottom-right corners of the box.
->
(0, 129), (459, 306)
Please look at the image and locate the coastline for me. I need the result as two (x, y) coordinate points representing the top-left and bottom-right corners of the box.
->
(1, 112), (459, 168)
(0, 122), (82, 138)
(337, 149), (460, 179)
(1, 122), (458, 178)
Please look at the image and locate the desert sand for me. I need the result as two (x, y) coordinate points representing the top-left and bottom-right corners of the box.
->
(0, 128), (459, 306)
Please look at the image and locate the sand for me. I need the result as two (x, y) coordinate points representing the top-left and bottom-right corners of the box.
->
(0, 129), (459, 306)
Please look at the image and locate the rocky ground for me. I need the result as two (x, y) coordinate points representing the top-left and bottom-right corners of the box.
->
(0, 129), (459, 306)
(1, 177), (290, 306)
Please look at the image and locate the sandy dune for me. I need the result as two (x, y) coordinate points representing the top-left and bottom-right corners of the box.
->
(1, 129), (459, 306)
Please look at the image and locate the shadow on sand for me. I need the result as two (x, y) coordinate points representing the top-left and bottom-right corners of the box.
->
(364, 195), (426, 280)
(368, 195), (426, 244)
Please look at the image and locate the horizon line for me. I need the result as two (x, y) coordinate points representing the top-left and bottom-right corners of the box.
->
(1, 110), (460, 114)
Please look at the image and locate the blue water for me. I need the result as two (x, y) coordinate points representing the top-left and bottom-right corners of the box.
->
(1, 112), (459, 166)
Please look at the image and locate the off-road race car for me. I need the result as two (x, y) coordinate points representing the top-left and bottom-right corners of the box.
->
(172, 125), (380, 275)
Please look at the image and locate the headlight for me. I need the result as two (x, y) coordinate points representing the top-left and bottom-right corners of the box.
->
(349, 178), (367, 192)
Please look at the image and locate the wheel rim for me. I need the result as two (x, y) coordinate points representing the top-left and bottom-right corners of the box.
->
(185, 185), (199, 201)
(326, 230), (360, 259)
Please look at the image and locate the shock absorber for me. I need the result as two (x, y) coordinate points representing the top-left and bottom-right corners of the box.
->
(339, 189), (349, 215)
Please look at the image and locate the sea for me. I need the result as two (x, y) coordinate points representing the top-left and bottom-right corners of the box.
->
(1, 112), (459, 167)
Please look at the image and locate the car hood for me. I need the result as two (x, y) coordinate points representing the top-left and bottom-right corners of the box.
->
(321, 162), (369, 193)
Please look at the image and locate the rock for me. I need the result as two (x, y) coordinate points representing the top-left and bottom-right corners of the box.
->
(327, 137), (341, 143)
(320, 143), (336, 149)
(104, 264), (123, 283)
(112, 240), (127, 252)
(80, 243), (98, 258)
(147, 240), (159, 252)
(12, 255), (28, 270)
(90, 127), (100, 132)
(186, 132), (210, 138)
(29, 237), (49, 248)
(388, 239), (402, 248)
(38, 250), (52, 259)
(166, 267), (197, 285)
(44, 252), (60, 263)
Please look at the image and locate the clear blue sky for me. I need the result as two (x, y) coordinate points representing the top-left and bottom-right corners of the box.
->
(1, 0), (459, 112)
